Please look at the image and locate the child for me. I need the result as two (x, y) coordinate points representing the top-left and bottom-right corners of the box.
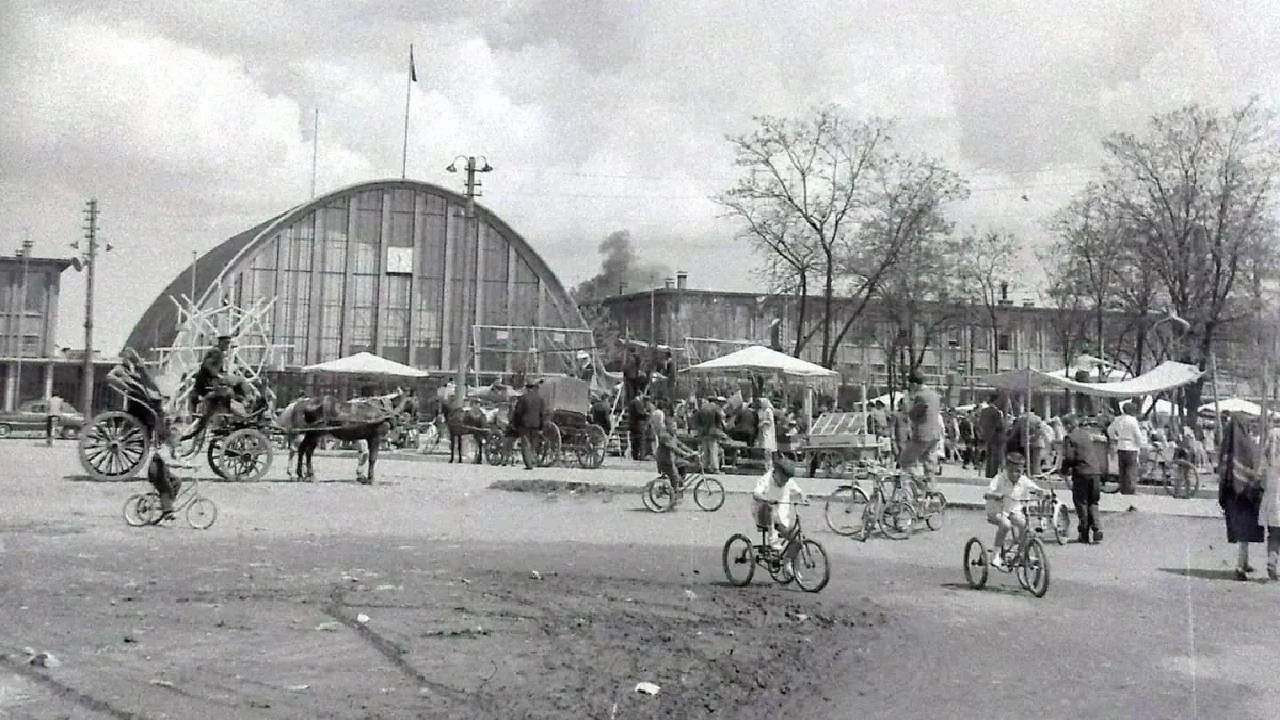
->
(656, 416), (699, 494)
(752, 456), (806, 553)
(984, 451), (1043, 569)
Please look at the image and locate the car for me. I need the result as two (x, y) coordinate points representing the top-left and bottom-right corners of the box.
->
(0, 399), (85, 439)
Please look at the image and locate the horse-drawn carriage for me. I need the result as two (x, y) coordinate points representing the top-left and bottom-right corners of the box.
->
(77, 350), (175, 481)
(478, 376), (607, 469)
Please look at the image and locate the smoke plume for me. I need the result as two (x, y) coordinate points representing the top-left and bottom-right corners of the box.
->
(572, 230), (673, 303)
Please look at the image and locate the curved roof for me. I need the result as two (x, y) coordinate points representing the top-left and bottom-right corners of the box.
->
(123, 178), (587, 358)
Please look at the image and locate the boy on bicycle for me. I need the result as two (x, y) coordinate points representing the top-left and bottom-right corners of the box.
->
(984, 451), (1043, 569)
(752, 456), (806, 554)
(656, 416), (699, 495)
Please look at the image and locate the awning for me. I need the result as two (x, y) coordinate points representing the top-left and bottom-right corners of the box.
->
(301, 352), (429, 377)
(682, 345), (838, 379)
(982, 361), (1203, 398)
(1199, 397), (1265, 417)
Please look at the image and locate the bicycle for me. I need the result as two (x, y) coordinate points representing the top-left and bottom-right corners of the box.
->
(722, 501), (830, 593)
(122, 460), (218, 530)
(642, 459), (725, 512)
(1027, 472), (1072, 546)
(825, 462), (945, 541)
(962, 493), (1051, 597)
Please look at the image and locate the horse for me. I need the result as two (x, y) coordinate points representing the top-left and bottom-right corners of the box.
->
(277, 389), (417, 484)
(446, 402), (492, 463)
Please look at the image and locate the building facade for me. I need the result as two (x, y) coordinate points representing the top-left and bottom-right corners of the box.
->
(0, 254), (89, 411)
(600, 283), (1251, 407)
(125, 180), (591, 383)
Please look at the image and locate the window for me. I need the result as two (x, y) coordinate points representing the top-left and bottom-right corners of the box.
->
(997, 333), (1011, 352)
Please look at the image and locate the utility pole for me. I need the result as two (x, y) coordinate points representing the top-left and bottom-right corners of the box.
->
(79, 200), (100, 418)
(13, 238), (33, 410)
(445, 155), (492, 407)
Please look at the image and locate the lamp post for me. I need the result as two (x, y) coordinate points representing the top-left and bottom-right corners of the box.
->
(13, 239), (33, 410)
(445, 155), (493, 408)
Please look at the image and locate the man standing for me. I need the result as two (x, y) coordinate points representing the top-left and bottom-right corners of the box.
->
(1108, 402), (1143, 495)
(512, 382), (546, 470)
(696, 396), (726, 473)
(1061, 415), (1105, 544)
(1008, 400), (1045, 475)
(898, 371), (942, 482)
(45, 394), (64, 445)
(975, 393), (1006, 478)
(628, 393), (650, 461)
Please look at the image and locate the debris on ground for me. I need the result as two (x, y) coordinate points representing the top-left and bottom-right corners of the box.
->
(356, 614), (371, 624)
(315, 621), (342, 632)
(27, 651), (60, 668)
(634, 681), (661, 695)
(529, 570), (543, 580)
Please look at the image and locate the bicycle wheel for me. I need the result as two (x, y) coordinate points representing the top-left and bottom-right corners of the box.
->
(1100, 475), (1121, 494)
(646, 477), (675, 513)
(924, 491), (947, 531)
(186, 496), (218, 529)
(877, 500), (914, 540)
(1052, 503), (1071, 545)
(1018, 538), (1050, 597)
(123, 493), (160, 527)
(768, 555), (794, 585)
(721, 534), (756, 586)
(963, 537), (989, 590)
(640, 479), (657, 511)
(824, 485), (869, 536)
(1165, 459), (1201, 499)
(793, 539), (830, 593)
(693, 476), (725, 512)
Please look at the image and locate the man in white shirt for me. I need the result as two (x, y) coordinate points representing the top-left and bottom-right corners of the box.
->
(1107, 402), (1144, 495)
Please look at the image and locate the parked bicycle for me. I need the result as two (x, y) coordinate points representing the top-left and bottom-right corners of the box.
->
(722, 500), (830, 592)
(1027, 472), (1072, 546)
(642, 460), (725, 512)
(824, 462), (945, 541)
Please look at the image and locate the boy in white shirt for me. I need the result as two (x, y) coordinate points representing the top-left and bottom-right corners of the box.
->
(984, 451), (1043, 569)
(752, 456), (806, 554)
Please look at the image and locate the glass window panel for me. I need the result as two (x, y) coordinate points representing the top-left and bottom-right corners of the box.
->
(354, 242), (378, 274)
(25, 279), (46, 312)
(387, 276), (410, 308)
(416, 206), (447, 278)
(356, 190), (383, 212)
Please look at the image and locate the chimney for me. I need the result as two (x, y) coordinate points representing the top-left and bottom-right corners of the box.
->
(664, 277), (675, 290)
(676, 271), (688, 289)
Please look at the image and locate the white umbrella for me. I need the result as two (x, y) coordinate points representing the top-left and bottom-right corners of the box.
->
(682, 345), (838, 379)
(1199, 397), (1264, 417)
(302, 352), (429, 377)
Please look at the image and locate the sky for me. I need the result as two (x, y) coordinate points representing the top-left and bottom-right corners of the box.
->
(2, 0), (1279, 353)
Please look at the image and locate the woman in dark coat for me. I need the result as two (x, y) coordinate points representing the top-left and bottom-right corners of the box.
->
(1218, 414), (1265, 580)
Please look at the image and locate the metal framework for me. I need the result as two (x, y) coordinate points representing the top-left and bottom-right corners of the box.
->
(147, 286), (290, 418)
(470, 324), (596, 381)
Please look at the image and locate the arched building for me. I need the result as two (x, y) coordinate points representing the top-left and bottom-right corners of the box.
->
(125, 179), (591, 382)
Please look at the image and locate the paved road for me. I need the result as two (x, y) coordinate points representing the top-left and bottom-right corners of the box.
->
(2, 443), (1276, 719)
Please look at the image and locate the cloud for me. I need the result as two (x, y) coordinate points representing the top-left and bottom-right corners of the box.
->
(2, 0), (1278, 352)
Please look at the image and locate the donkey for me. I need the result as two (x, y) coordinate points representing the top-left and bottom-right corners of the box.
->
(446, 402), (491, 463)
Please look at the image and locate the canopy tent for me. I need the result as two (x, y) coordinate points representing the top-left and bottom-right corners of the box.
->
(982, 361), (1203, 398)
(1044, 366), (1132, 383)
(1140, 397), (1178, 416)
(1199, 397), (1265, 417)
(302, 352), (430, 378)
(682, 345), (839, 380)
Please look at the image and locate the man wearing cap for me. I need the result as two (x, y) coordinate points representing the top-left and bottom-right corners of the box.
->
(752, 456), (806, 556)
(696, 396), (726, 473)
(180, 334), (234, 442)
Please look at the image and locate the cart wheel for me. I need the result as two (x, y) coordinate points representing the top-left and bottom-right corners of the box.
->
(206, 435), (228, 479)
(824, 485), (869, 537)
(793, 539), (830, 593)
(78, 411), (152, 481)
(537, 422), (561, 467)
(693, 476), (725, 512)
(217, 428), (273, 481)
(963, 537), (989, 589)
(186, 497), (218, 529)
(722, 534), (756, 586)
(575, 424), (607, 469)
(485, 432), (510, 466)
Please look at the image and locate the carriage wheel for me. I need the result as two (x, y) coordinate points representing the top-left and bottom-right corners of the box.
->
(537, 422), (562, 467)
(575, 424), (608, 469)
(206, 435), (229, 480)
(484, 430), (510, 466)
(216, 428), (273, 481)
(78, 411), (152, 481)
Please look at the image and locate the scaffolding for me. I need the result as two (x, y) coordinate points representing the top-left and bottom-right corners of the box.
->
(470, 324), (598, 384)
(147, 286), (290, 418)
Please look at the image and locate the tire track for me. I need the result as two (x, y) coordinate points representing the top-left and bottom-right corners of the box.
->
(0, 653), (142, 719)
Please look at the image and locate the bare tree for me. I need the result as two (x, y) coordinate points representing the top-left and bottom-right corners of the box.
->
(957, 231), (1016, 372)
(875, 232), (968, 381)
(716, 107), (969, 367)
(1094, 100), (1280, 409)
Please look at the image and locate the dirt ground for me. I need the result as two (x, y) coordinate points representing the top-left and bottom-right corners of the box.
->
(2, 443), (1279, 719)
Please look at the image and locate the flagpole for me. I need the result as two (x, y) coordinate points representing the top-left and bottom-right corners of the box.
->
(401, 44), (414, 179)
(311, 108), (319, 198)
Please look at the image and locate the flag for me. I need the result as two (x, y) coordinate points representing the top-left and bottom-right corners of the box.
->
(409, 44), (417, 82)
